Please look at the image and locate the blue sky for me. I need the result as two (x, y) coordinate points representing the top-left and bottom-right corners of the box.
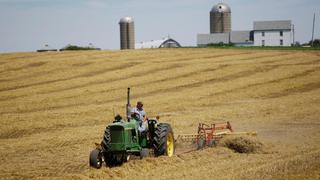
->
(0, 0), (319, 52)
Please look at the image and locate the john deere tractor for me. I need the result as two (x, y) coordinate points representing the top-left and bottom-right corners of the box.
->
(89, 88), (175, 168)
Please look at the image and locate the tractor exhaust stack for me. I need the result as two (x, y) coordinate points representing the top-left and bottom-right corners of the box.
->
(126, 87), (131, 121)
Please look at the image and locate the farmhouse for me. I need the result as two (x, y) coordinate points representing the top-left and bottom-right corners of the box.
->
(253, 20), (292, 46)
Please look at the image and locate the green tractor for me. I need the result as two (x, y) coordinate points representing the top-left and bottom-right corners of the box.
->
(89, 88), (175, 168)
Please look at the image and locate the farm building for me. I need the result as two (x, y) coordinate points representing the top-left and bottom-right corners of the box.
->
(210, 3), (232, 33)
(198, 31), (253, 46)
(253, 20), (292, 46)
(197, 2), (293, 47)
(119, 16), (135, 50)
(135, 37), (181, 49)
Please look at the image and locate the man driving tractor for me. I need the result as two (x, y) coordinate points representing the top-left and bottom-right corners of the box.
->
(131, 101), (147, 132)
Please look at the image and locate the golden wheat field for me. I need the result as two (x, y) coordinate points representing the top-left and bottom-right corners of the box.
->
(0, 48), (319, 179)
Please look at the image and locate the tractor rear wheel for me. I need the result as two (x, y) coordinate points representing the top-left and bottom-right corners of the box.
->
(102, 127), (111, 151)
(89, 149), (103, 169)
(153, 123), (175, 157)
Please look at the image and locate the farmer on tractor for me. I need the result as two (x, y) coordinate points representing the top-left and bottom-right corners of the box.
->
(131, 101), (147, 132)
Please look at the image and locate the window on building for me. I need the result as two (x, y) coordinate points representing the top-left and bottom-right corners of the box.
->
(280, 39), (283, 46)
(262, 32), (265, 37)
(280, 31), (283, 37)
(262, 40), (265, 46)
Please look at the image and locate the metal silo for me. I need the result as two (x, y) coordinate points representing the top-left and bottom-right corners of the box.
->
(210, 3), (231, 33)
(119, 17), (135, 50)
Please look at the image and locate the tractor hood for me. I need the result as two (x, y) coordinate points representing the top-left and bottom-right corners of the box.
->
(108, 118), (138, 130)
(106, 118), (141, 152)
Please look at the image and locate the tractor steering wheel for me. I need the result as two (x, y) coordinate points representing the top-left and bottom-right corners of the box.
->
(131, 112), (141, 121)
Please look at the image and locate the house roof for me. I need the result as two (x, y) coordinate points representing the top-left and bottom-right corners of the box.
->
(254, 20), (291, 31)
(135, 38), (180, 49)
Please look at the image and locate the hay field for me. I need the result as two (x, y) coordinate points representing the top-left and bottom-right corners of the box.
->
(0, 48), (319, 179)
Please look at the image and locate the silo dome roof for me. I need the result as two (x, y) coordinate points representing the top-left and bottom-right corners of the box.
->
(119, 16), (134, 23)
(211, 3), (231, 13)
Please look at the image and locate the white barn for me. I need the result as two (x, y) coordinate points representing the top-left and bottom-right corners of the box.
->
(253, 20), (292, 46)
(197, 31), (254, 46)
(135, 37), (181, 49)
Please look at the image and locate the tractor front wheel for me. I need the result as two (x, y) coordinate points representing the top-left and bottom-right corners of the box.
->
(89, 149), (103, 169)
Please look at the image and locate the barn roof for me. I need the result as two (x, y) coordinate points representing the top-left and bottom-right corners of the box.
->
(197, 31), (253, 45)
(254, 20), (291, 31)
(135, 37), (181, 49)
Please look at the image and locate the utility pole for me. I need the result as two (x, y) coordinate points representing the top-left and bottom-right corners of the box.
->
(311, 13), (315, 46)
(292, 24), (295, 45)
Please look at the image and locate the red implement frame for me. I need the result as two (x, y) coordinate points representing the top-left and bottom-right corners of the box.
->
(197, 122), (233, 146)
(176, 121), (256, 148)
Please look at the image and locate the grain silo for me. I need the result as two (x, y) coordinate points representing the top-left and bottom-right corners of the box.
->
(119, 17), (135, 50)
(210, 3), (231, 34)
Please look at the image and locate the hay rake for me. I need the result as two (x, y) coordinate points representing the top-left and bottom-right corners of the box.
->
(176, 122), (257, 149)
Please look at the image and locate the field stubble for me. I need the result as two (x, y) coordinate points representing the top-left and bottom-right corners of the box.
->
(0, 48), (319, 179)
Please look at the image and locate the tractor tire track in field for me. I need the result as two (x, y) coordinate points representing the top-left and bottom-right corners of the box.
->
(38, 63), (186, 95)
(58, 64), (231, 101)
(0, 52), (308, 114)
(51, 53), (317, 98)
(0, 64), (283, 115)
(38, 63), (228, 96)
(201, 66), (320, 101)
(71, 61), (95, 67)
(61, 62), (319, 112)
(0, 61), (8, 65)
(273, 59), (320, 66)
(0, 53), (155, 83)
(0, 62), (186, 102)
(0, 51), (225, 92)
(0, 50), (189, 82)
(0, 53), (297, 102)
(212, 53), (291, 64)
(0, 52), (240, 101)
(169, 52), (253, 63)
(0, 61), (96, 83)
(0, 62), (47, 74)
(0, 62), (142, 92)
(126, 53), (304, 98)
(262, 81), (320, 99)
